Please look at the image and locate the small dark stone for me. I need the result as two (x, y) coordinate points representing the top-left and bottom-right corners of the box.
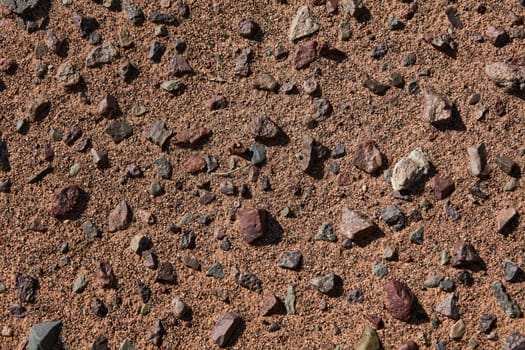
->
(149, 41), (166, 62)
(232, 267), (262, 292)
(10, 304), (27, 318)
(381, 205), (405, 231)
(136, 280), (151, 303)
(16, 273), (38, 303)
(124, 2), (145, 24)
(455, 270), (473, 286)
(347, 289), (364, 303)
(91, 297), (108, 317)
(156, 262), (176, 284)
(278, 251), (302, 270)
(149, 12), (177, 25)
(479, 314), (496, 334)
(371, 43), (388, 59)
(238, 18), (259, 39)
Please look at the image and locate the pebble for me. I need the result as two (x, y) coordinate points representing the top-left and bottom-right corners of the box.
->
(183, 156), (206, 173)
(355, 326), (381, 350)
(385, 280), (414, 322)
(436, 293), (460, 320)
(149, 12), (177, 25)
(486, 26), (509, 47)
(449, 319), (466, 339)
(28, 320), (62, 350)
(504, 178), (518, 192)
(381, 205), (405, 231)
(207, 95), (228, 111)
(92, 336), (109, 350)
(146, 120), (172, 148)
(310, 273), (336, 294)
(373, 261), (388, 278)
(154, 25), (167, 37)
(479, 314), (496, 334)
(105, 120), (133, 143)
(169, 54), (193, 76)
(250, 143), (267, 165)
(155, 157), (172, 179)
(340, 208), (376, 241)
(293, 40), (317, 70)
(409, 226), (424, 244)
(502, 332), (525, 350)
(503, 259), (522, 282)
(211, 312), (242, 347)
(363, 74), (390, 95)
(130, 234), (151, 254)
(47, 185), (81, 218)
(285, 285), (296, 315)
(338, 21), (352, 41)
(108, 200), (132, 232)
(83, 221), (101, 239)
(238, 18), (259, 39)
(347, 289), (364, 303)
(485, 61), (525, 93)
(72, 274), (89, 293)
(402, 53), (416, 66)
(86, 41), (119, 67)
(441, 249), (451, 265)
(28, 97), (50, 122)
(422, 89), (453, 126)
(423, 275), (443, 288)
(315, 221), (337, 241)
(156, 262), (176, 284)
(353, 141), (382, 174)
(253, 73), (279, 92)
(278, 251), (302, 270)
(371, 43), (388, 59)
(206, 262), (225, 279)
(172, 297), (191, 319)
(147, 320), (166, 346)
(249, 116), (279, 140)
(391, 148), (431, 191)
(289, 5), (320, 41)
(491, 281), (522, 318)
(236, 208), (267, 243)
(123, 2), (144, 24)
(495, 156), (517, 175)
(95, 261), (117, 289)
(148, 41), (166, 62)
(231, 266), (262, 292)
(496, 208), (518, 233)
(389, 72), (405, 88)
(260, 294), (282, 316)
(452, 241), (481, 268)
(161, 79), (183, 93)
(388, 17), (404, 30)
(439, 279), (455, 292)
(56, 62), (80, 87)
(312, 97), (332, 121)
(91, 297), (108, 317)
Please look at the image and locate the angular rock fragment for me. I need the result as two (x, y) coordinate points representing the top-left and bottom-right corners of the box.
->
(353, 141), (382, 174)
(172, 297), (191, 319)
(391, 148), (431, 191)
(146, 120), (172, 147)
(211, 312), (242, 347)
(502, 332), (525, 350)
(363, 74), (389, 95)
(156, 262), (176, 284)
(485, 61), (525, 93)
(310, 273), (336, 294)
(27, 320), (62, 350)
(278, 251), (302, 270)
(496, 156), (517, 175)
(289, 6), (320, 41)
(86, 42), (119, 67)
(95, 261), (117, 289)
(432, 174), (455, 199)
(28, 97), (50, 122)
(207, 95), (228, 111)
(47, 185), (82, 218)
(497, 208), (518, 233)
(231, 266), (262, 292)
(340, 208), (376, 241)
(491, 281), (522, 318)
(238, 18), (259, 39)
(381, 205), (405, 231)
(294, 40), (317, 69)
(422, 89), (453, 126)
(424, 33), (458, 54)
(169, 54), (193, 76)
(57, 62), (81, 88)
(98, 94), (118, 117)
(486, 26), (509, 47)
(108, 200), (132, 232)
(16, 273), (38, 303)
(466, 145), (486, 176)
(452, 242), (482, 268)
(385, 280), (414, 322)
(173, 125), (211, 146)
(435, 293), (460, 320)
(236, 208), (267, 244)
(147, 320), (165, 347)
(253, 73), (279, 92)
(355, 326), (381, 350)
(105, 120), (133, 143)
(260, 294), (282, 316)
(249, 116), (279, 140)
(183, 156), (206, 173)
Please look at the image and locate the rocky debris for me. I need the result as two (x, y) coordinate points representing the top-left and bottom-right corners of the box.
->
(57, 62), (81, 87)
(206, 262), (225, 279)
(294, 40), (317, 69)
(431, 174), (455, 199)
(105, 120), (133, 143)
(27, 320), (62, 350)
(289, 5), (320, 41)
(491, 281), (522, 318)
(385, 280), (414, 322)
(98, 94), (118, 117)
(92, 336), (109, 350)
(486, 26), (509, 47)
(355, 326), (381, 350)
(62, 124), (82, 146)
(466, 145), (486, 176)
(47, 185), (82, 219)
(16, 273), (38, 303)
(391, 148), (431, 191)
(108, 200), (132, 232)
(449, 319), (466, 339)
(249, 116), (279, 140)
(315, 221), (337, 241)
(173, 125), (211, 146)
(445, 202), (460, 221)
(161, 79), (183, 93)
(232, 267), (262, 292)
(341, 0), (365, 18)
(148, 41), (165, 62)
(435, 293), (460, 320)
(312, 97), (332, 121)
(409, 226), (424, 244)
(172, 297), (191, 319)
(149, 12), (177, 25)
(234, 47), (253, 77)
(424, 32), (458, 54)
(502, 332), (525, 350)
(380, 205), (405, 231)
(452, 242), (482, 268)
(95, 261), (117, 289)
(147, 320), (166, 347)
(154, 157), (172, 179)
(396, 341), (419, 350)
(91, 297), (108, 317)
(353, 141), (382, 174)
(485, 61), (525, 93)
(253, 73), (279, 92)
(236, 208), (267, 244)
(238, 19), (259, 39)
(207, 95), (228, 110)
(503, 259), (522, 282)
(496, 208), (518, 232)
(123, 2), (145, 24)
(130, 234), (151, 254)
(310, 273), (336, 294)
(211, 312), (242, 347)
(260, 294), (282, 316)
(156, 262), (176, 284)
(340, 208), (376, 241)
(363, 74), (390, 95)
(278, 251), (302, 270)
(72, 274), (89, 293)
(478, 313), (496, 334)
(169, 54), (193, 76)
(422, 89), (453, 126)
(86, 41), (119, 67)
(496, 156), (517, 175)
(1, 0), (41, 14)
(146, 120), (172, 147)
(183, 156), (206, 173)
(28, 97), (50, 122)
(389, 72), (405, 88)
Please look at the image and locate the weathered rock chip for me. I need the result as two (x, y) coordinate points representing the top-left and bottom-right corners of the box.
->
(353, 141), (382, 174)
(422, 89), (453, 126)
(385, 280), (414, 322)
(211, 312), (242, 347)
(391, 148), (431, 191)
(289, 6), (320, 41)
(340, 208), (376, 241)
(236, 208), (267, 243)
(108, 200), (132, 232)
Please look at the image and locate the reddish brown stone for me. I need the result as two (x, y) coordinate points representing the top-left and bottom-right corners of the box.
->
(207, 95), (228, 111)
(95, 261), (117, 289)
(236, 208), (267, 244)
(211, 312), (242, 347)
(108, 200), (132, 232)
(452, 241), (482, 268)
(396, 341), (419, 350)
(340, 208), (375, 241)
(294, 40), (317, 70)
(496, 207), (518, 232)
(97, 94), (117, 117)
(431, 174), (455, 199)
(169, 54), (193, 76)
(336, 172), (351, 186)
(353, 141), (383, 174)
(385, 280), (414, 322)
(47, 185), (81, 218)
(260, 294), (282, 316)
(173, 125), (211, 146)
(183, 156), (206, 173)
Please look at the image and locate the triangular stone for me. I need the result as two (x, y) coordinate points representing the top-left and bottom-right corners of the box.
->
(289, 6), (320, 41)
(28, 320), (62, 350)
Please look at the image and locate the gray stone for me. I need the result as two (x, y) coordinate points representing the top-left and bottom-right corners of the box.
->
(231, 266), (262, 292)
(388, 72), (405, 88)
(338, 21), (352, 41)
(310, 273), (336, 294)
(439, 279), (455, 292)
(380, 205), (405, 231)
(250, 143), (266, 165)
(409, 226), (424, 244)
(119, 339), (137, 350)
(172, 297), (190, 319)
(391, 147), (431, 191)
(72, 274), (89, 293)
(363, 75), (390, 95)
(424, 275), (443, 288)
(372, 261), (388, 278)
(435, 293), (460, 320)
(105, 120), (133, 143)
(315, 222), (337, 241)
(123, 2), (144, 24)
(284, 285), (296, 315)
(278, 251), (302, 270)
(57, 62), (81, 87)
(341, 0), (363, 18)
(83, 221), (100, 239)
(289, 6), (320, 41)
(86, 42), (119, 67)
(155, 157), (172, 179)
(503, 260), (522, 282)
(146, 120), (172, 147)
(169, 54), (193, 76)
(130, 234), (151, 254)
(491, 281), (522, 318)
(206, 262), (225, 279)
(478, 314), (496, 334)
(28, 320), (62, 350)
(91, 149), (108, 168)
(161, 79), (183, 93)
(502, 332), (525, 350)
(496, 156), (517, 175)
(1, 0), (40, 14)
(485, 62), (525, 93)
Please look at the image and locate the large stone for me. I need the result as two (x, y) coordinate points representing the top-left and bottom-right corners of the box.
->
(105, 120), (133, 143)
(289, 6), (320, 41)
(294, 40), (317, 70)
(86, 42), (119, 67)
(384, 280), (414, 322)
(27, 320), (62, 350)
(1, 0), (40, 14)
(47, 185), (82, 219)
(422, 89), (453, 125)
(231, 266), (262, 292)
(249, 116), (279, 140)
(340, 208), (375, 241)
(236, 208), (267, 244)
(355, 326), (381, 350)
(211, 312), (241, 347)
(391, 148), (431, 191)
(108, 200), (132, 232)
(485, 61), (525, 93)
(353, 141), (382, 174)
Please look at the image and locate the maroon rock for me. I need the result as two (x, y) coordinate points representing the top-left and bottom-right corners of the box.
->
(486, 26), (509, 47)
(169, 54), (193, 76)
(260, 294), (282, 316)
(238, 18), (259, 39)
(452, 242), (482, 268)
(294, 41), (317, 70)
(15, 273), (38, 303)
(396, 341), (419, 350)
(353, 141), (383, 174)
(237, 208), (268, 243)
(47, 185), (82, 218)
(183, 156), (207, 173)
(496, 207), (518, 232)
(156, 262), (176, 284)
(431, 174), (455, 200)
(95, 261), (117, 289)
(108, 200), (132, 232)
(211, 312), (242, 347)
(97, 94), (118, 117)
(173, 125), (211, 146)
(207, 95), (228, 111)
(385, 280), (414, 322)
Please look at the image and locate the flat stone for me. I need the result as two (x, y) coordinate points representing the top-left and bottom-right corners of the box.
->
(28, 97), (50, 122)
(503, 259), (522, 282)
(293, 40), (317, 69)
(173, 125), (211, 146)
(391, 148), (431, 191)
(485, 61), (525, 93)
(355, 326), (381, 350)
(105, 120), (133, 143)
(478, 313), (496, 334)
(289, 6), (320, 41)
(278, 251), (302, 270)
(249, 116), (279, 140)
(183, 156), (206, 173)
(57, 62), (81, 87)
(72, 274), (89, 293)
(206, 262), (225, 279)
(146, 120), (172, 147)
(310, 273), (336, 294)
(422, 89), (453, 125)
(16, 273), (38, 303)
(149, 11), (177, 25)
(424, 275), (444, 288)
(253, 73), (279, 92)
(496, 156), (517, 175)
(211, 312), (241, 347)
(155, 157), (172, 179)
(340, 208), (376, 241)
(491, 281), (522, 318)
(236, 208), (267, 244)
(86, 41), (119, 67)
(497, 208), (518, 233)
(385, 280), (414, 322)
(432, 174), (455, 199)
(231, 266), (262, 292)
(284, 285), (296, 315)
(449, 319), (466, 339)
(28, 320), (62, 350)
(108, 200), (132, 232)
(363, 74), (390, 95)
(380, 205), (405, 231)
(353, 141), (382, 174)
(435, 293), (460, 320)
